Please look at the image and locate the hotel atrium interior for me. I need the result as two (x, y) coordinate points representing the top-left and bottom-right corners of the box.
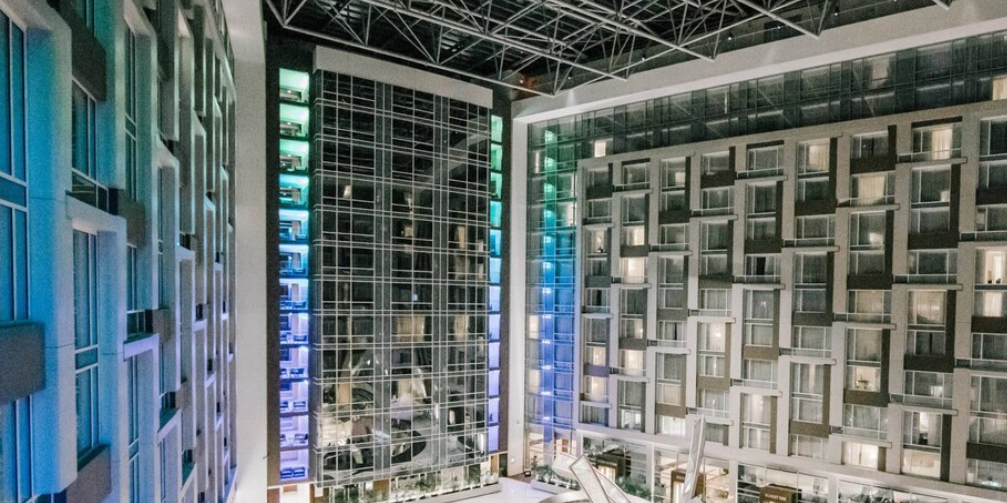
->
(3, 0), (1007, 503)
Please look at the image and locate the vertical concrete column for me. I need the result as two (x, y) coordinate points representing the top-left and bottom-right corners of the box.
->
(958, 117), (980, 234)
(892, 163), (911, 274)
(98, 226), (128, 503)
(507, 119), (529, 477)
(24, 12), (76, 494)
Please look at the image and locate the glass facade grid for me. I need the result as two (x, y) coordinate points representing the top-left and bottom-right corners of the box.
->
(309, 69), (494, 501)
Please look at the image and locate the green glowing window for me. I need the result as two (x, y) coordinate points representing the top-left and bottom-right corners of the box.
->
(490, 201), (503, 228)
(491, 144), (503, 172)
(490, 172), (503, 198)
(279, 103), (310, 138)
(279, 69), (310, 103)
(491, 115), (503, 143)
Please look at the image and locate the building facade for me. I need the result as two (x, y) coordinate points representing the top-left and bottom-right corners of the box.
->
(0, 0), (239, 502)
(521, 27), (1007, 503)
(266, 44), (505, 503)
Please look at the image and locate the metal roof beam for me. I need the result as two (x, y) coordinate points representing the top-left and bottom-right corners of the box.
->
(274, 19), (554, 96)
(351, 0), (626, 80)
(541, 0), (715, 62)
(733, 0), (819, 39)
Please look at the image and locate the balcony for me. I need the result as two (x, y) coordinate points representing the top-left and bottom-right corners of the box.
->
(732, 378), (777, 390)
(690, 308), (732, 318)
(780, 347), (831, 359)
(784, 237), (835, 248)
(279, 364), (308, 380)
(689, 406), (730, 419)
(845, 194), (895, 207)
(652, 242), (689, 252)
(615, 366), (646, 377)
(835, 312), (891, 324)
(614, 181), (650, 192)
(734, 274), (781, 285)
(961, 230), (1007, 242)
(280, 298), (309, 311)
(69, 170), (111, 212)
(890, 393), (953, 410)
(969, 413), (1007, 446)
(580, 392), (609, 404)
(280, 330), (309, 345)
(583, 216), (612, 226)
(897, 149), (962, 164)
(832, 425), (887, 441)
(738, 167), (783, 179)
(280, 153), (305, 173)
(956, 358), (1007, 372)
(656, 382), (683, 406)
(655, 338), (687, 349)
(894, 273), (957, 285)
(692, 207), (733, 217)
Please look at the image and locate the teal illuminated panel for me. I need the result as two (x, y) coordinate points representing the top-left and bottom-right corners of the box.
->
(277, 67), (311, 483)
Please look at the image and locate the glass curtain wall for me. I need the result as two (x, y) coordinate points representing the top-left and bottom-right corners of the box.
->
(311, 69), (494, 502)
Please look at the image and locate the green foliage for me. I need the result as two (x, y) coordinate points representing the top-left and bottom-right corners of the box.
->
(616, 474), (652, 500)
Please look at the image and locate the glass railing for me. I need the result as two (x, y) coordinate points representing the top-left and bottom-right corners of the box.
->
(735, 274), (781, 284)
(847, 194), (895, 207)
(898, 148), (962, 163)
(968, 414), (1007, 446)
(891, 393), (952, 409)
(894, 273), (957, 284)
(653, 242), (689, 251)
(693, 206), (733, 216)
(835, 312), (891, 324)
(69, 170), (110, 211)
(835, 425), (887, 440)
(738, 167), (783, 179)
(784, 236), (835, 247)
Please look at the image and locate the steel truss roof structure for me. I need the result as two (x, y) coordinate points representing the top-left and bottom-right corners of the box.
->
(265, 0), (945, 96)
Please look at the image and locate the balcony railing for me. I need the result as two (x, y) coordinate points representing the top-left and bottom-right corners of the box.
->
(732, 378), (777, 390)
(652, 242), (689, 252)
(897, 149), (961, 163)
(835, 312), (891, 324)
(784, 237), (835, 247)
(961, 230), (1007, 242)
(738, 167), (783, 179)
(655, 338), (687, 348)
(692, 207), (733, 217)
(956, 358), (1007, 372)
(846, 194), (895, 207)
(690, 308), (732, 318)
(69, 171), (111, 212)
(583, 216), (612, 225)
(894, 273), (957, 285)
(734, 274), (781, 284)
(614, 181), (650, 192)
(279, 331), (309, 345)
(616, 366), (646, 377)
(690, 407), (730, 419)
(781, 347), (832, 358)
(832, 425), (887, 441)
(580, 392), (609, 404)
(969, 414), (1007, 446)
(891, 393), (953, 409)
